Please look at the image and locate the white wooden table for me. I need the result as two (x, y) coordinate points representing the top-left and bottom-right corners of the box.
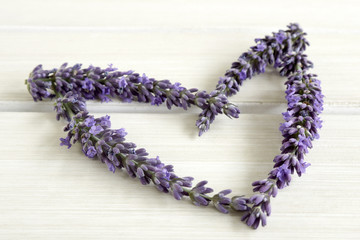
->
(1, 1), (359, 239)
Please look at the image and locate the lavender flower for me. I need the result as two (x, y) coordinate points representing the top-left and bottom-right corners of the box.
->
(188, 181), (213, 206)
(26, 63), (207, 112)
(240, 193), (270, 229)
(54, 92), (86, 121)
(60, 136), (72, 149)
(195, 91), (240, 136)
(279, 52), (313, 77)
(252, 179), (278, 197)
(54, 95), (230, 213)
(212, 189), (232, 214)
(230, 196), (250, 211)
(82, 77), (95, 91)
(241, 206), (267, 229)
(248, 68), (323, 228)
(25, 65), (56, 101)
(275, 31), (286, 44)
(59, 109), (195, 192)
(86, 146), (97, 158)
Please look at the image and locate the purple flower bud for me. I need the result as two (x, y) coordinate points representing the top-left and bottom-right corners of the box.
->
(231, 196), (249, 211)
(105, 159), (116, 173)
(275, 31), (287, 44)
(84, 116), (96, 127)
(213, 189), (232, 214)
(89, 125), (104, 135)
(99, 115), (111, 128)
(82, 78), (94, 91)
(241, 207), (267, 229)
(86, 146), (97, 158)
(118, 76), (128, 88)
(60, 136), (72, 149)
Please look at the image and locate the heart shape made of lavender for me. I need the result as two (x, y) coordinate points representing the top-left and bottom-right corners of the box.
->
(25, 23), (323, 229)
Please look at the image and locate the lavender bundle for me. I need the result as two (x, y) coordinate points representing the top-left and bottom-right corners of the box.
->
(25, 23), (323, 229)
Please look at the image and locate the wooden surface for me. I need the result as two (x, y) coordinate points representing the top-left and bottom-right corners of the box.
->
(0, 0), (359, 239)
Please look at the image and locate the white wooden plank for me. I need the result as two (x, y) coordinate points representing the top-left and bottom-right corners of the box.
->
(1, 0), (359, 239)
(0, 0), (359, 30)
(0, 112), (359, 239)
(0, 31), (359, 106)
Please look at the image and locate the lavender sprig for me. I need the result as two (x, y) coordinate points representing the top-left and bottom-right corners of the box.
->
(55, 92), (249, 216)
(243, 68), (323, 228)
(196, 23), (311, 136)
(26, 63), (232, 113)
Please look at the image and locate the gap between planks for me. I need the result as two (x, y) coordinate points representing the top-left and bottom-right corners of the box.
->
(0, 101), (359, 115)
(1, 26), (360, 34)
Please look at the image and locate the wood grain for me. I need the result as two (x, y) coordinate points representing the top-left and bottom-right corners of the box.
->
(0, 0), (359, 239)
(1, 31), (359, 105)
(0, 113), (359, 239)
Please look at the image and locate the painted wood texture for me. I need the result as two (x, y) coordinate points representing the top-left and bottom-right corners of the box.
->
(0, 0), (359, 239)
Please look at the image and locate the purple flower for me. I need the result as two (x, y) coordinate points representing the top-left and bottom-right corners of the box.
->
(275, 31), (286, 44)
(189, 181), (213, 206)
(223, 103), (240, 119)
(99, 115), (111, 128)
(213, 189), (232, 214)
(239, 68), (247, 80)
(151, 96), (163, 106)
(86, 146), (97, 158)
(115, 128), (127, 138)
(298, 134), (312, 153)
(54, 92), (86, 121)
(274, 165), (291, 188)
(140, 73), (151, 84)
(84, 116), (96, 127)
(314, 117), (323, 133)
(173, 82), (185, 91)
(298, 161), (311, 175)
(82, 78), (94, 91)
(89, 125), (104, 135)
(249, 194), (265, 206)
(102, 87), (111, 96)
(241, 208), (267, 229)
(104, 63), (118, 72)
(171, 183), (184, 200)
(60, 136), (72, 149)
(196, 116), (210, 137)
(161, 168), (171, 180)
(26, 63), (202, 117)
(252, 179), (278, 197)
(231, 196), (249, 211)
(118, 76), (128, 88)
(105, 159), (116, 173)
(255, 42), (266, 52)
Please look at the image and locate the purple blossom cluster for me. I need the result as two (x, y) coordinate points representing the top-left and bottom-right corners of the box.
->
(54, 92), (86, 121)
(26, 23), (323, 229)
(26, 63), (198, 107)
(54, 92), (247, 214)
(243, 70), (323, 228)
(195, 91), (240, 136)
(196, 23), (311, 136)
(60, 108), (194, 192)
